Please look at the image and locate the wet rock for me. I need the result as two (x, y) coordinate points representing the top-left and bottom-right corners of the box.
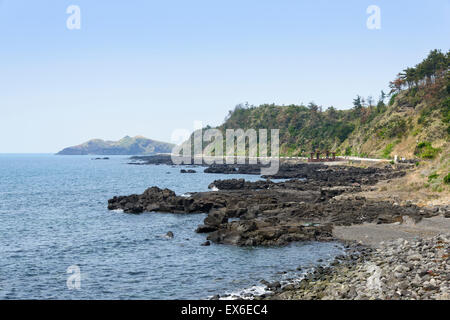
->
(166, 231), (174, 239)
(195, 225), (218, 233)
(268, 281), (281, 290)
(180, 169), (196, 173)
(204, 209), (228, 227)
(260, 280), (270, 286)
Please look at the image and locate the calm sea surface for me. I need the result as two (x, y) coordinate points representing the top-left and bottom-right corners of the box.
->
(0, 154), (344, 299)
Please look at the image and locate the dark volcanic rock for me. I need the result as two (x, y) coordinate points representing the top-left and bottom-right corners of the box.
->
(166, 231), (174, 238)
(107, 185), (430, 247)
(204, 163), (405, 185)
(207, 221), (334, 246)
(204, 209), (228, 226)
(129, 154), (174, 165)
(208, 178), (273, 190)
(107, 186), (205, 214)
(180, 169), (197, 173)
(196, 225), (218, 233)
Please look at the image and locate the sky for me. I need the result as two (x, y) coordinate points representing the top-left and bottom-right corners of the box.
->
(0, 0), (449, 153)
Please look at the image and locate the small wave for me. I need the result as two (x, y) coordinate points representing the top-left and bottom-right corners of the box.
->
(219, 285), (270, 300)
(180, 193), (192, 198)
(112, 209), (124, 213)
(215, 257), (340, 300)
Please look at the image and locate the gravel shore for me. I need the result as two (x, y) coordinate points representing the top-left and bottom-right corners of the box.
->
(266, 234), (449, 300)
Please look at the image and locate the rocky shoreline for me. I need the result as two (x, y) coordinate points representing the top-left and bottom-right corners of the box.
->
(108, 157), (449, 299)
(108, 162), (442, 246)
(258, 234), (449, 300)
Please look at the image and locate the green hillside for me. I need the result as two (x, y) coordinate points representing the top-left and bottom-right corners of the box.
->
(209, 49), (449, 160)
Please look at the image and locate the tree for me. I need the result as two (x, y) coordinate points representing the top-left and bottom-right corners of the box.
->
(389, 75), (405, 94)
(387, 49), (448, 94)
(353, 95), (363, 117)
(353, 95), (362, 108)
(307, 102), (319, 113)
(403, 67), (417, 88)
(327, 106), (338, 119)
(376, 91), (387, 113)
(379, 90), (387, 103)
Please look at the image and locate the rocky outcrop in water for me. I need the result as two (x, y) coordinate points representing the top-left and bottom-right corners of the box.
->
(107, 165), (437, 246)
(108, 186), (218, 214)
(180, 169), (196, 173)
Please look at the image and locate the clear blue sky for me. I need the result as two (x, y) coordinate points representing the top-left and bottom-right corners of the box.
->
(0, 0), (449, 153)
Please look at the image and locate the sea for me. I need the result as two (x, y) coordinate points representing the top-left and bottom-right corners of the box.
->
(0, 154), (345, 299)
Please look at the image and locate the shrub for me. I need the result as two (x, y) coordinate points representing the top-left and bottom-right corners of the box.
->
(408, 94), (421, 107)
(360, 152), (368, 158)
(444, 173), (450, 185)
(428, 173), (439, 182)
(382, 143), (394, 159)
(441, 97), (450, 123)
(408, 87), (418, 97)
(344, 146), (352, 156)
(377, 128), (386, 138)
(414, 142), (441, 159)
(418, 108), (433, 126)
(383, 118), (407, 138)
(376, 101), (387, 114)
(389, 93), (398, 106)
(412, 128), (421, 136)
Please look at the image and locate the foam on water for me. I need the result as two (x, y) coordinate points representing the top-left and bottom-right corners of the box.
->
(217, 248), (342, 300)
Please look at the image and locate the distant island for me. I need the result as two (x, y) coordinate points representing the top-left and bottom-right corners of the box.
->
(57, 135), (175, 155)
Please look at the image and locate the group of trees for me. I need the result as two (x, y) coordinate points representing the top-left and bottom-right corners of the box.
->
(348, 51), (449, 120)
(353, 92), (386, 109)
(389, 49), (449, 93)
(216, 49), (448, 156)
(351, 90), (388, 124)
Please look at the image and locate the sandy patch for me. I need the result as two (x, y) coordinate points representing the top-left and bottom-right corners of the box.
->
(333, 215), (450, 247)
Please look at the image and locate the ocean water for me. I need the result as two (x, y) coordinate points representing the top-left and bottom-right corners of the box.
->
(0, 154), (344, 299)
